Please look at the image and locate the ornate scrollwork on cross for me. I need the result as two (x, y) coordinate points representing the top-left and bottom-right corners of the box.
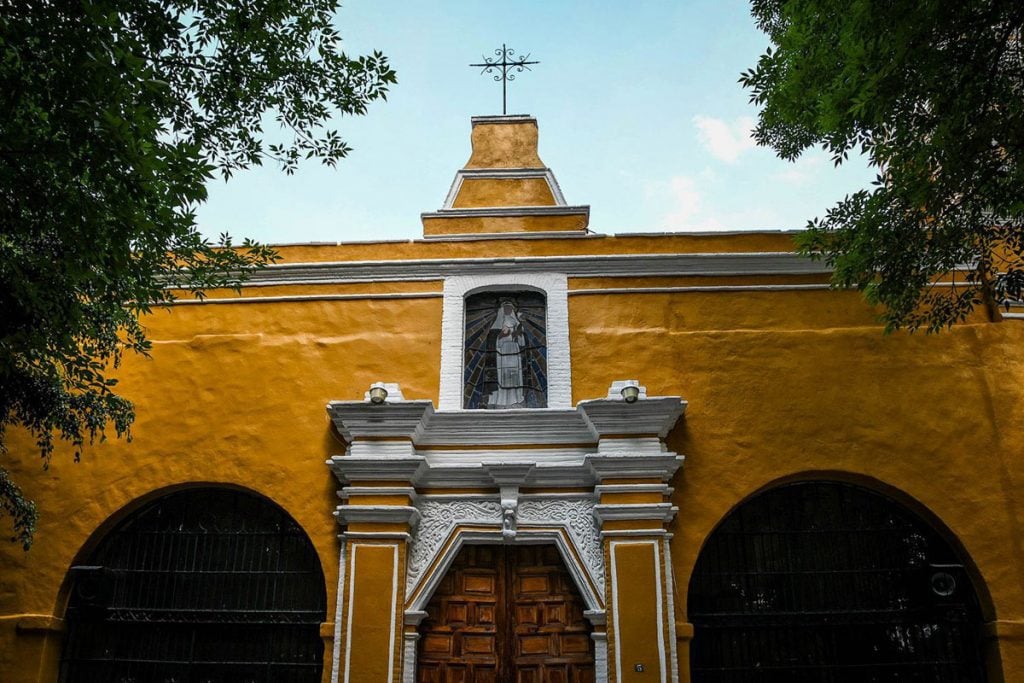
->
(469, 44), (540, 115)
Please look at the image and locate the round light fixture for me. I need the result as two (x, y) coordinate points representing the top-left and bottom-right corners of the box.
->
(368, 383), (389, 405)
(621, 384), (640, 403)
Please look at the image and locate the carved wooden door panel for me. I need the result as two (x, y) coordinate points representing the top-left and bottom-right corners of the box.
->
(418, 545), (503, 683)
(418, 545), (594, 683)
(508, 545), (596, 683)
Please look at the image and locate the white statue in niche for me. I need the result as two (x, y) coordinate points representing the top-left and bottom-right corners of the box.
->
(487, 298), (526, 408)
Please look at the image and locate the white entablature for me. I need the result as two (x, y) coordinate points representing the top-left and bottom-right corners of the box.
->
(325, 386), (686, 490)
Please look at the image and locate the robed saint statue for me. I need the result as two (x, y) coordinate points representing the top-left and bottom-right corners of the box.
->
(485, 299), (526, 408)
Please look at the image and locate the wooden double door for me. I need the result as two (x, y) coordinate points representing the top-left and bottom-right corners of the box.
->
(417, 544), (595, 683)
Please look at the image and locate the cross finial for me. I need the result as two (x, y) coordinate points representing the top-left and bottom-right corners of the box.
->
(470, 44), (539, 115)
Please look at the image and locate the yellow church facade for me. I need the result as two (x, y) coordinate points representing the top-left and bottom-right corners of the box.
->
(2, 115), (1023, 683)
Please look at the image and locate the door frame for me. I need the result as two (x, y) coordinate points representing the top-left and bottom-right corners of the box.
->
(403, 526), (609, 683)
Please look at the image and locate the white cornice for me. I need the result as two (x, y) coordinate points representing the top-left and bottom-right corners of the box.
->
(234, 252), (828, 288)
(594, 503), (678, 523)
(328, 450), (610, 488)
(588, 454), (684, 482)
(471, 114), (535, 124)
(326, 401), (434, 442)
(338, 486), (418, 501)
(422, 205), (590, 220)
(595, 483), (674, 496)
(441, 168), (568, 208)
(333, 505), (421, 526)
(579, 397), (687, 439)
(326, 455), (426, 482)
(326, 395), (686, 489)
(327, 397), (686, 448)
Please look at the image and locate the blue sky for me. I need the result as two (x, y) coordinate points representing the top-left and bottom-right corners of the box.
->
(196, 0), (875, 244)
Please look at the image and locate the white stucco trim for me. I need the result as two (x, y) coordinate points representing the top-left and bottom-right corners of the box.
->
(402, 632), (419, 683)
(663, 537), (679, 683)
(387, 545), (399, 683)
(610, 540), (668, 683)
(342, 544), (399, 683)
(342, 545), (357, 683)
(406, 525), (603, 614)
(331, 543), (347, 683)
(227, 252), (832, 287)
(438, 272), (571, 410)
(593, 632), (609, 683)
(441, 168), (568, 208)
(167, 292), (441, 306)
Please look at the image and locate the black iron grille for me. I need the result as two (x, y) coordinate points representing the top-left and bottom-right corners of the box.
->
(59, 488), (327, 683)
(688, 481), (987, 683)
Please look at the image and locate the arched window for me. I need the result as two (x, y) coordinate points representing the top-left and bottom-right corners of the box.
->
(463, 290), (547, 409)
(59, 488), (326, 683)
(688, 481), (988, 682)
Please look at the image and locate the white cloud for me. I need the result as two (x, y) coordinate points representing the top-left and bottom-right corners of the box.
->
(693, 115), (756, 163)
(653, 174), (780, 232)
(661, 176), (702, 227)
(773, 153), (826, 186)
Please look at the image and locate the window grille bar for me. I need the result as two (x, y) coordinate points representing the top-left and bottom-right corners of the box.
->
(59, 488), (327, 683)
(688, 482), (987, 682)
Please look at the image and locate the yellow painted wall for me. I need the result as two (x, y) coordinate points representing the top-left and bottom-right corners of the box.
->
(1, 230), (1021, 682)
(451, 177), (556, 208)
(343, 544), (400, 682)
(609, 541), (669, 682)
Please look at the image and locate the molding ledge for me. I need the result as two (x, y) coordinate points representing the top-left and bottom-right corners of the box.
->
(985, 620), (1024, 640)
(326, 390), (686, 489)
(327, 397), (686, 447)
(422, 205), (590, 220)
(14, 614), (65, 634)
(441, 168), (568, 209)
(333, 505), (421, 526)
(233, 252), (830, 288)
(594, 503), (679, 523)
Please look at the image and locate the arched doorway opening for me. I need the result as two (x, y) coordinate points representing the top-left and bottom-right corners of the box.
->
(688, 480), (989, 682)
(418, 543), (595, 682)
(59, 487), (327, 682)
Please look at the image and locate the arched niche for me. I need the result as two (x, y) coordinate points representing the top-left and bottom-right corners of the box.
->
(439, 272), (570, 410)
(463, 289), (548, 409)
(58, 486), (327, 682)
(687, 479), (993, 682)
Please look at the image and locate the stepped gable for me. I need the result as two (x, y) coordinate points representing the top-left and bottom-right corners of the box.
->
(421, 115), (590, 238)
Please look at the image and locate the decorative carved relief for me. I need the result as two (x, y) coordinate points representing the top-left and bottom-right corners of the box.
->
(407, 497), (605, 596)
(501, 502), (517, 539)
(500, 486), (520, 540)
(518, 498), (605, 592)
(407, 500), (502, 591)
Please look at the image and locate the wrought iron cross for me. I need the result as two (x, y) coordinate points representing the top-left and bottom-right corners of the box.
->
(470, 44), (539, 115)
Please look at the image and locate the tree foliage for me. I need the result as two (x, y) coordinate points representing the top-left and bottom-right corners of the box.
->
(0, 0), (395, 547)
(742, 0), (1024, 331)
